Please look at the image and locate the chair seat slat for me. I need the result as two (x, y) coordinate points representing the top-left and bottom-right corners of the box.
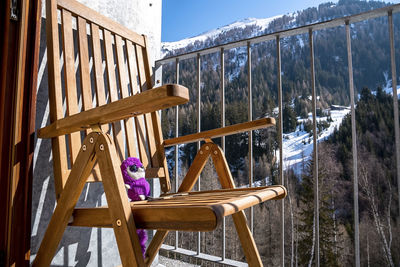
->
(70, 186), (287, 231)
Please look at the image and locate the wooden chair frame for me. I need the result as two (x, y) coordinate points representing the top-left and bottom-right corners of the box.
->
(33, 0), (287, 266)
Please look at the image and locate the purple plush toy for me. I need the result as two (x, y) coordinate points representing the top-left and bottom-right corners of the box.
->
(120, 157), (150, 257)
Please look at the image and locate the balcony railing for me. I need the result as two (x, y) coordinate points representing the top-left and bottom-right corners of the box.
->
(154, 3), (400, 267)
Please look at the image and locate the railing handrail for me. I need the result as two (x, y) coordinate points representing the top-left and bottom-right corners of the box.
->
(156, 3), (400, 65)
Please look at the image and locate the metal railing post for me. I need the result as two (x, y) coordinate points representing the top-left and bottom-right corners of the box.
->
(196, 53), (202, 255)
(220, 48), (226, 261)
(175, 58), (180, 250)
(388, 10), (400, 217)
(345, 21), (360, 267)
(309, 28), (320, 267)
(276, 35), (285, 267)
(247, 42), (254, 234)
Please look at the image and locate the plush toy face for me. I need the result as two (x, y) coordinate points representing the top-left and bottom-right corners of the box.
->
(127, 163), (145, 180)
(121, 157), (145, 182)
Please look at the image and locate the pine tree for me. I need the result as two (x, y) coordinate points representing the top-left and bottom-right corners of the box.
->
(298, 155), (339, 266)
(283, 103), (297, 133)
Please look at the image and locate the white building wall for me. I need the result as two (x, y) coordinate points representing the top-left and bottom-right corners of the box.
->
(31, 0), (162, 266)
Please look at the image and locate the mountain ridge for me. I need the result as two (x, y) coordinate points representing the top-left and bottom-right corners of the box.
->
(161, 14), (287, 56)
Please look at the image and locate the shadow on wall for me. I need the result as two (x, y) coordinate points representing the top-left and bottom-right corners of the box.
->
(30, 17), (120, 267)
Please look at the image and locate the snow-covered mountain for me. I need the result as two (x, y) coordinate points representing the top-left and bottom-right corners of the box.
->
(161, 14), (288, 58)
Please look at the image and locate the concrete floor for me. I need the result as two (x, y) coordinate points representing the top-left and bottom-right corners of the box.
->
(157, 255), (200, 267)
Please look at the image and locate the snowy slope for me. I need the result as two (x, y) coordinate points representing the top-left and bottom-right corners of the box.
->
(161, 15), (284, 57)
(252, 107), (350, 187)
(279, 108), (350, 175)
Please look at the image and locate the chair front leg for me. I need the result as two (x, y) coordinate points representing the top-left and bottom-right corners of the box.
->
(32, 132), (100, 267)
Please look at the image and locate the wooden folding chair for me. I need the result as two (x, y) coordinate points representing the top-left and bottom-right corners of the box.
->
(33, 0), (287, 266)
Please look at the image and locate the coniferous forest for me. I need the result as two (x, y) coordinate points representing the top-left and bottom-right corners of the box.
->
(159, 0), (400, 266)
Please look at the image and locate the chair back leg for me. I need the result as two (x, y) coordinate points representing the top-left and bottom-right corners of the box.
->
(96, 133), (145, 266)
(210, 143), (263, 267)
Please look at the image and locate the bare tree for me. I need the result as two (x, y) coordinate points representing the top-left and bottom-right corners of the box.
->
(359, 153), (394, 267)
(285, 169), (296, 267)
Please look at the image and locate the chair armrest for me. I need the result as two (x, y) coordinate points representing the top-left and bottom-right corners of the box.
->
(37, 84), (189, 138)
(163, 118), (275, 147)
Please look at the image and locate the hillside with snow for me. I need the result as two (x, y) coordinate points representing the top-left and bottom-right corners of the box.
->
(280, 107), (350, 174)
(161, 15), (285, 57)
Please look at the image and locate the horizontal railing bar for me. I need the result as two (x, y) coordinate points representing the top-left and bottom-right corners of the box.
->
(156, 3), (400, 65)
(161, 244), (248, 267)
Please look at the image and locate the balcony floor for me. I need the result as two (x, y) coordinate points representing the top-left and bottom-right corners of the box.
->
(158, 255), (200, 267)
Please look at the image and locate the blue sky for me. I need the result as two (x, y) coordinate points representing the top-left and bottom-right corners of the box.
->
(161, 0), (399, 42)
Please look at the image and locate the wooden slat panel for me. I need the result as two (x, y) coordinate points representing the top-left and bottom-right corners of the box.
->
(144, 113), (158, 167)
(126, 41), (139, 96)
(103, 29), (125, 161)
(126, 41), (149, 166)
(135, 44), (158, 169)
(115, 35), (137, 158)
(145, 34), (170, 189)
(135, 44), (150, 91)
(134, 115), (149, 168)
(133, 44), (151, 167)
(77, 17), (92, 112)
(151, 113), (170, 191)
(57, 0), (145, 46)
(138, 38), (171, 191)
(61, 9), (81, 164)
(141, 36), (154, 89)
(90, 23), (109, 133)
(164, 118), (275, 147)
(37, 84), (189, 138)
(45, 0), (68, 196)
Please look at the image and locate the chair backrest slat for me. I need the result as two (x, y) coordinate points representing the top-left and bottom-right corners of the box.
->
(104, 29), (125, 161)
(46, 0), (172, 197)
(90, 23), (109, 133)
(126, 41), (148, 163)
(126, 41), (139, 95)
(77, 17), (92, 113)
(135, 115), (150, 168)
(61, 9), (81, 164)
(115, 36), (138, 158)
(135, 44), (149, 90)
(135, 43), (160, 167)
(46, 0), (69, 197)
